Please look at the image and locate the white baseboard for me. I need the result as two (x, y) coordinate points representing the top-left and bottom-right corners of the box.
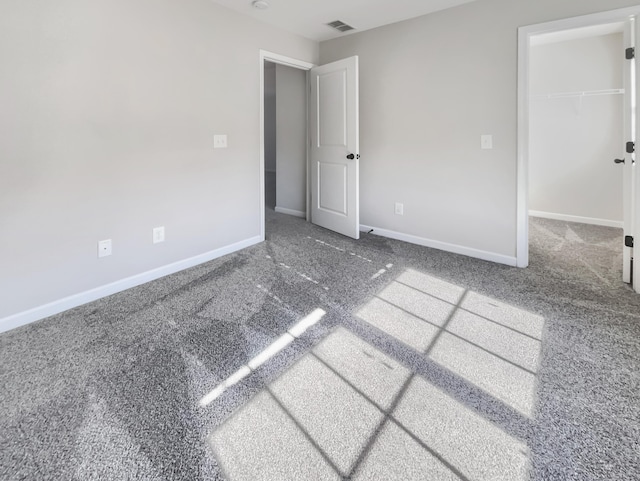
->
(529, 210), (623, 229)
(360, 224), (517, 267)
(0, 235), (262, 334)
(275, 206), (306, 218)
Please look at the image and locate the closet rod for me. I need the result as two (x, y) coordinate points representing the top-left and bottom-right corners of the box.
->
(534, 88), (625, 100)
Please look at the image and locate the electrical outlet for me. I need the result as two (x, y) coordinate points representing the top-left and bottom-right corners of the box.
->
(98, 239), (112, 258)
(214, 134), (227, 149)
(153, 226), (165, 244)
(395, 202), (404, 216)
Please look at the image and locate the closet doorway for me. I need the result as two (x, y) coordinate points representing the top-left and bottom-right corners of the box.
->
(528, 25), (626, 285)
(518, 7), (640, 292)
(263, 59), (309, 226)
(528, 26), (624, 230)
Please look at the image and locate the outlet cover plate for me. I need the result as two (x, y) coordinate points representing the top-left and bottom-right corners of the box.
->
(214, 134), (228, 149)
(98, 239), (112, 258)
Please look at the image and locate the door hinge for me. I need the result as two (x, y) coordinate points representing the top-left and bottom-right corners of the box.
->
(626, 47), (635, 59)
(627, 141), (635, 153)
(625, 235), (634, 248)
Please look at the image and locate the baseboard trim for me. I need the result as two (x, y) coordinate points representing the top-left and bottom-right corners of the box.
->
(529, 210), (623, 229)
(275, 207), (306, 218)
(360, 224), (517, 267)
(0, 235), (262, 334)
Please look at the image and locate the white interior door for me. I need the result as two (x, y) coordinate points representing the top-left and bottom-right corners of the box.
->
(633, 18), (640, 292)
(623, 19), (639, 291)
(310, 56), (360, 239)
(622, 19), (635, 284)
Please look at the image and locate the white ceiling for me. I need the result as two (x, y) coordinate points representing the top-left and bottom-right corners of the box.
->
(210, 0), (477, 42)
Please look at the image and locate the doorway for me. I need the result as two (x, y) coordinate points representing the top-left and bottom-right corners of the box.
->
(259, 51), (314, 241)
(263, 60), (308, 221)
(528, 25), (626, 285)
(259, 50), (361, 241)
(528, 26), (624, 229)
(518, 6), (640, 292)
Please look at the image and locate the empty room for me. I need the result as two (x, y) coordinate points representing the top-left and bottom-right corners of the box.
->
(1, 0), (640, 480)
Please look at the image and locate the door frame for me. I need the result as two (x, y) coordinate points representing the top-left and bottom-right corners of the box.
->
(517, 5), (640, 268)
(259, 50), (315, 241)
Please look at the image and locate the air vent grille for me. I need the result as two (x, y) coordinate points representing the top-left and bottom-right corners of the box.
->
(327, 20), (355, 33)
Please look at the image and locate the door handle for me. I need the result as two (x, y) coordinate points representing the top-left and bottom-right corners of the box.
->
(614, 158), (625, 164)
(346, 153), (360, 160)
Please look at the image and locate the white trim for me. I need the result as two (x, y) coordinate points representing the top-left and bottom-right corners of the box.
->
(275, 206), (306, 218)
(0, 236), (262, 334)
(517, 5), (640, 269)
(306, 71), (311, 223)
(261, 51), (314, 71)
(529, 210), (624, 229)
(361, 225), (517, 267)
(517, 26), (530, 268)
(259, 50), (315, 243)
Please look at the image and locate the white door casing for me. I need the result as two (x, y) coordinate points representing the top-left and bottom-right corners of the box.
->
(310, 56), (360, 239)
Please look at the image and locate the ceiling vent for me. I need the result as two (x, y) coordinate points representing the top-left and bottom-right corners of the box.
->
(327, 20), (355, 33)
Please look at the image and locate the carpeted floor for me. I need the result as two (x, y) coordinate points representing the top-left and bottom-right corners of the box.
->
(1, 211), (639, 480)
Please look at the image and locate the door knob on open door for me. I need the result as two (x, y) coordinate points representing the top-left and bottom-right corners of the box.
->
(614, 158), (625, 164)
(346, 153), (360, 160)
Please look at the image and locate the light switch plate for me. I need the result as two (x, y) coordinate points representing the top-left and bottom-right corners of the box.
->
(481, 134), (493, 150)
(214, 134), (228, 149)
(153, 226), (165, 244)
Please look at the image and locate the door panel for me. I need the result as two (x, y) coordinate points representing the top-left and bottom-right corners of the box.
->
(318, 162), (347, 215)
(310, 56), (359, 239)
(634, 17), (640, 292)
(623, 19), (635, 284)
(318, 71), (348, 147)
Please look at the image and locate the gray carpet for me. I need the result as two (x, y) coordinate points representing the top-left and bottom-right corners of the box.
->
(1, 211), (639, 480)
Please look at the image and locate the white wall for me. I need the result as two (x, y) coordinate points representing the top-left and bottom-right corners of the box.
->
(319, 0), (639, 262)
(264, 62), (277, 173)
(529, 33), (623, 225)
(275, 65), (307, 215)
(0, 0), (318, 323)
